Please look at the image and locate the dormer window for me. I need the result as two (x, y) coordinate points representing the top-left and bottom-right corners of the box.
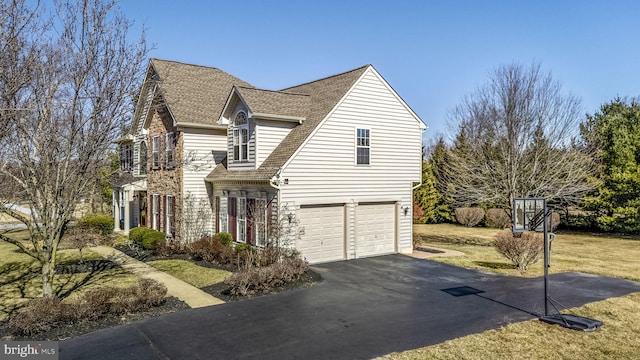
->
(233, 112), (248, 161)
(120, 143), (132, 172)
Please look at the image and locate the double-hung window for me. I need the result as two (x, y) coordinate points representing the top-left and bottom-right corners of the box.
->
(233, 112), (248, 162)
(152, 194), (159, 230)
(237, 197), (247, 243)
(139, 142), (147, 175)
(166, 132), (175, 168)
(166, 195), (173, 237)
(120, 144), (132, 172)
(356, 128), (370, 165)
(255, 198), (267, 247)
(152, 136), (160, 169)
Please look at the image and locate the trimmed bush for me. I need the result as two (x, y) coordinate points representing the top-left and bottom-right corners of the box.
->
(455, 207), (485, 227)
(142, 231), (166, 250)
(129, 227), (153, 244)
(8, 279), (167, 335)
(7, 297), (65, 336)
(187, 235), (235, 264)
(129, 227), (165, 250)
(78, 213), (114, 235)
(486, 208), (510, 228)
(493, 230), (543, 271)
(235, 243), (252, 252)
(225, 257), (308, 296)
(217, 232), (233, 246)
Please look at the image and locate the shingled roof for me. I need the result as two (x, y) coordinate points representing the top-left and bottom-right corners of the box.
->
(151, 59), (253, 125)
(207, 64), (370, 182)
(234, 86), (310, 120)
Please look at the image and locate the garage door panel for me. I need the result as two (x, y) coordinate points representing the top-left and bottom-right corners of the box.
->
(298, 206), (344, 264)
(356, 204), (395, 258)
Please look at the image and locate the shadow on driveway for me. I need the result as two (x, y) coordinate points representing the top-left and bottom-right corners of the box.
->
(60, 255), (640, 360)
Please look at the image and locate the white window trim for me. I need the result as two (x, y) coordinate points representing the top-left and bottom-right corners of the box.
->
(232, 112), (249, 162)
(120, 144), (132, 172)
(152, 194), (159, 230)
(255, 198), (267, 247)
(139, 141), (147, 175)
(166, 195), (173, 237)
(165, 132), (175, 168)
(152, 136), (160, 169)
(355, 127), (371, 166)
(220, 197), (228, 233)
(237, 197), (247, 243)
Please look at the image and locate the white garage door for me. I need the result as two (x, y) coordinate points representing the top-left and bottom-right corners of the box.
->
(297, 205), (345, 263)
(356, 203), (396, 258)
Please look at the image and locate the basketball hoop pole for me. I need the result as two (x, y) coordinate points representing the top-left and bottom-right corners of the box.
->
(513, 197), (603, 331)
(542, 201), (549, 317)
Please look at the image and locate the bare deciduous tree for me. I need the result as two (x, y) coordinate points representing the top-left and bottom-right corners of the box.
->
(181, 192), (213, 244)
(0, 0), (147, 297)
(445, 62), (596, 213)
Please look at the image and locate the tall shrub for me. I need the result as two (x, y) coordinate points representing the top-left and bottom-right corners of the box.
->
(455, 207), (485, 227)
(493, 230), (543, 271)
(486, 208), (510, 228)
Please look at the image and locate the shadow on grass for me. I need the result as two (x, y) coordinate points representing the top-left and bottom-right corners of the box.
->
(416, 234), (493, 247)
(474, 261), (517, 270)
(54, 260), (126, 300)
(0, 259), (126, 319)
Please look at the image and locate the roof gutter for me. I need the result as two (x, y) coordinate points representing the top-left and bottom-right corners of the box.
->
(251, 112), (305, 124)
(176, 122), (228, 131)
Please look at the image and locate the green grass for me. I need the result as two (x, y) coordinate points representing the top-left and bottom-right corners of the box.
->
(147, 259), (231, 288)
(0, 229), (139, 321)
(414, 224), (640, 281)
(378, 223), (640, 359)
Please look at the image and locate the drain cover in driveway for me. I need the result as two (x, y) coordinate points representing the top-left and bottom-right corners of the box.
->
(441, 286), (485, 297)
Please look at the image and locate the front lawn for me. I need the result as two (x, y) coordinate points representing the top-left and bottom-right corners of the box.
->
(147, 259), (230, 288)
(0, 229), (139, 321)
(380, 224), (640, 359)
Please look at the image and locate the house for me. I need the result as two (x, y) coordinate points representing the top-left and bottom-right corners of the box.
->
(113, 59), (426, 263)
(112, 59), (252, 239)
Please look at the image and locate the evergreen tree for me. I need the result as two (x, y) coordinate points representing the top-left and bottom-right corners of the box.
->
(581, 98), (640, 232)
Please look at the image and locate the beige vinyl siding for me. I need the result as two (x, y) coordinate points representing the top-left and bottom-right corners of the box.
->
(182, 129), (226, 233)
(280, 68), (422, 253)
(255, 120), (296, 168)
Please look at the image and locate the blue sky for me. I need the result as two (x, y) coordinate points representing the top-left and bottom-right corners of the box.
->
(119, 0), (640, 142)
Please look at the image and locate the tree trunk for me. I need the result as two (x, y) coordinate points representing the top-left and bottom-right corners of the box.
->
(41, 261), (55, 298)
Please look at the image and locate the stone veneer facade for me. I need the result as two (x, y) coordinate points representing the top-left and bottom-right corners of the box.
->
(145, 106), (184, 241)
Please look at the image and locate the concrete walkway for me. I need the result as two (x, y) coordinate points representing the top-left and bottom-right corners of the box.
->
(90, 246), (224, 308)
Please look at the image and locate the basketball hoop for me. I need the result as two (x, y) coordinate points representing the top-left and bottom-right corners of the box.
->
(511, 197), (602, 331)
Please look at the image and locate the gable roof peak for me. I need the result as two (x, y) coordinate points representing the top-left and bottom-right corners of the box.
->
(280, 64), (371, 92)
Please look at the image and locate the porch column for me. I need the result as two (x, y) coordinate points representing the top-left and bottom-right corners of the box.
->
(113, 191), (121, 232)
(123, 190), (131, 234)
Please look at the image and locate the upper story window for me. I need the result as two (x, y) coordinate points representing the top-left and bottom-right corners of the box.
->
(356, 128), (370, 165)
(152, 135), (160, 169)
(166, 132), (176, 168)
(233, 112), (249, 162)
(120, 144), (132, 172)
(139, 142), (147, 175)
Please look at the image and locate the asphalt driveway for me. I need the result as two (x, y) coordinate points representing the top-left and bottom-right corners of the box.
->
(59, 255), (640, 360)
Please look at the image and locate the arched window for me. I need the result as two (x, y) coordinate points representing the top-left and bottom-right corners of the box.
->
(139, 141), (147, 175)
(233, 112), (248, 161)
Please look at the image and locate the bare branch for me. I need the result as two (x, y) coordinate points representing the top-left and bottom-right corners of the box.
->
(444, 62), (597, 212)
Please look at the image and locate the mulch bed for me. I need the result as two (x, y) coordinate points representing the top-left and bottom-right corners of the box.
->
(0, 296), (190, 341)
(0, 245), (323, 341)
